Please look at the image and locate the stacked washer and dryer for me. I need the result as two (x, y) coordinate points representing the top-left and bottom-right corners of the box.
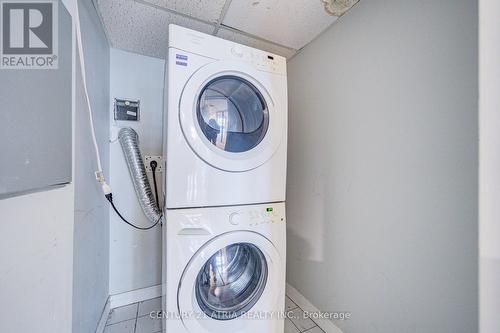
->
(163, 25), (288, 333)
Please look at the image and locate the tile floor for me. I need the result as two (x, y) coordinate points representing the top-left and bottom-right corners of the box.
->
(104, 294), (325, 333)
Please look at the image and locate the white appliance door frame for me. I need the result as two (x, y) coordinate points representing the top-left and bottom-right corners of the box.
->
(177, 231), (283, 332)
(179, 60), (285, 172)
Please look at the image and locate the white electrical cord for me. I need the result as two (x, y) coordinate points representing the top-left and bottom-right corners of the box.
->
(74, 3), (111, 195)
(73, 5), (161, 231)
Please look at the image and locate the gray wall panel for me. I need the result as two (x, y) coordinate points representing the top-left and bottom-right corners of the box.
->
(72, 0), (110, 332)
(0, 1), (72, 197)
(286, 0), (478, 332)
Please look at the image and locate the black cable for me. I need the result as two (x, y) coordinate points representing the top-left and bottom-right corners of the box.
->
(150, 160), (160, 210)
(105, 193), (162, 230)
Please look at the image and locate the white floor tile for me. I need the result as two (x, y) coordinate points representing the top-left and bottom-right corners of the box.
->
(136, 314), (162, 333)
(138, 297), (162, 317)
(285, 318), (300, 333)
(107, 303), (138, 325)
(288, 308), (317, 332)
(303, 326), (325, 333)
(285, 296), (299, 311)
(103, 319), (136, 333)
(104, 295), (328, 333)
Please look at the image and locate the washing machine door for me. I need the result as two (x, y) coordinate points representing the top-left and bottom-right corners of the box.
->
(179, 60), (285, 172)
(177, 231), (283, 332)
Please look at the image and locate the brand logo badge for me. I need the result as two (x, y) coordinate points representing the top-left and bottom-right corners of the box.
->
(1, 0), (58, 69)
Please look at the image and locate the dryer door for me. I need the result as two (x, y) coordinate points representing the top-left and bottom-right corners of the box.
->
(177, 231), (283, 332)
(179, 60), (285, 172)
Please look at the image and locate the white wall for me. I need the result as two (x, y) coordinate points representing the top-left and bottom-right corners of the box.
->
(72, 0), (110, 332)
(286, 0), (478, 332)
(109, 48), (165, 295)
(479, 0), (500, 332)
(0, 186), (74, 332)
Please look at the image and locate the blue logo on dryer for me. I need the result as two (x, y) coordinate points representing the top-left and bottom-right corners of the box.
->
(175, 53), (188, 66)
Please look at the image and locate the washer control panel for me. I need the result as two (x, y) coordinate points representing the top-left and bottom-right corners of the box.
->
(173, 202), (286, 234)
(227, 204), (285, 227)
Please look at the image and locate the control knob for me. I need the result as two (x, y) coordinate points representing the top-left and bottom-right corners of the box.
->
(229, 212), (243, 225)
(231, 46), (244, 57)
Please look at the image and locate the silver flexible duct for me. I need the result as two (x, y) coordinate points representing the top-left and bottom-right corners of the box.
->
(118, 127), (162, 223)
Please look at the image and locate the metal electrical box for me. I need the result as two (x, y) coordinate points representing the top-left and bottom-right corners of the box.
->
(114, 98), (140, 121)
(0, 2), (72, 198)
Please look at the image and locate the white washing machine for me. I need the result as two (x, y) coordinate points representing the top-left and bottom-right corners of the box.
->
(162, 202), (286, 333)
(164, 25), (288, 208)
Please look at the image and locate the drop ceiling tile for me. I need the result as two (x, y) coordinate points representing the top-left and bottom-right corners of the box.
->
(96, 0), (215, 59)
(217, 27), (296, 59)
(222, 0), (337, 50)
(140, 0), (227, 23)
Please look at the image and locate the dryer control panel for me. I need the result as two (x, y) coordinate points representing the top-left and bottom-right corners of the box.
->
(169, 24), (287, 75)
(229, 45), (283, 74)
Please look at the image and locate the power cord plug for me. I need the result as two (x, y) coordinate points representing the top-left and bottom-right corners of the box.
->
(150, 160), (160, 210)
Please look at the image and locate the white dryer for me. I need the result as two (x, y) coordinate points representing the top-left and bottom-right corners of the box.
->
(164, 25), (288, 208)
(162, 202), (286, 333)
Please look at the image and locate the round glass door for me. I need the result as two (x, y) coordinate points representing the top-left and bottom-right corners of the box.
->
(197, 76), (269, 153)
(195, 243), (268, 320)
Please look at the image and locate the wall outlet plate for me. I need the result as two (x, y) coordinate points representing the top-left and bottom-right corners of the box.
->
(144, 155), (163, 172)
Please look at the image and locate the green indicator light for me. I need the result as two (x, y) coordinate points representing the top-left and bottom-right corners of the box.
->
(266, 207), (273, 212)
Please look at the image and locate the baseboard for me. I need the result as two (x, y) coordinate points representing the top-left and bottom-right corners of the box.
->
(109, 284), (162, 309)
(95, 297), (110, 333)
(286, 283), (344, 333)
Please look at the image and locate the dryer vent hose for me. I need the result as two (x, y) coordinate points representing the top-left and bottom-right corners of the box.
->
(118, 127), (162, 224)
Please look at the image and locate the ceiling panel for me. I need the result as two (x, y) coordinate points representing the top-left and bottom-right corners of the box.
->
(222, 0), (337, 50)
(216, 27), (296, 59)
(140, 0), (227, 23)
(95, 0), (352, 60)
(96, 0), (215, 59)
